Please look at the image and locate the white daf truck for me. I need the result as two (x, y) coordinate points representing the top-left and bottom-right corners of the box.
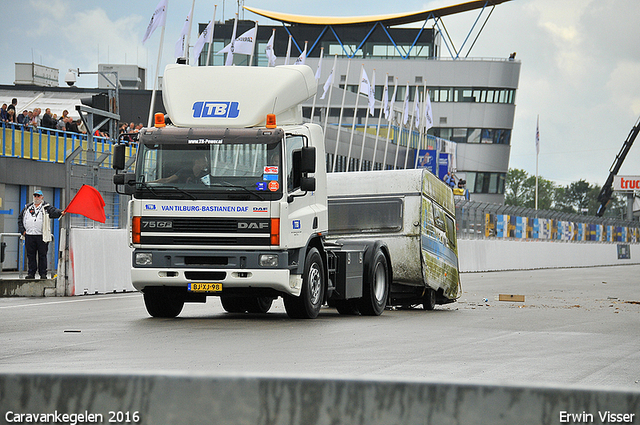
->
(113, 64), (460, 319)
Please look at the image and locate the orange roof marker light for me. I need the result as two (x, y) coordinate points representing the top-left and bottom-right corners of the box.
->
(154, 113), (166, 128)
(266, 114), (277, 129)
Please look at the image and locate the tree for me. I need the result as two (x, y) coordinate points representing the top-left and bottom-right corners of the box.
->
(505, 168), (555, 209)
(505, 169), (528, 206)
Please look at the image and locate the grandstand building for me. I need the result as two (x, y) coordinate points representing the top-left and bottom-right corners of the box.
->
(201, 0), (520, 203)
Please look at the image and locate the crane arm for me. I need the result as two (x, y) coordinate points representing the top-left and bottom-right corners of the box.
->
(596, 116), (640, 217)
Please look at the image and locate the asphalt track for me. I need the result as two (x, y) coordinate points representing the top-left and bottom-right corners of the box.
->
(1, 265), (639, 391)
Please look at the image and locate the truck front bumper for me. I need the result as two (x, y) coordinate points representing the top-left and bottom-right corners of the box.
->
(130, 249), (302, 297)
(131, 268), (301, 297)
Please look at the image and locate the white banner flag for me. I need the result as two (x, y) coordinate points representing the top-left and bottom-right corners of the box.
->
(142, 0), (167, 44)
(265, 30), (276, 67)
(413, 88), (420, 129)
(218, 26), (256, 56)
(194, 20), (214, 62)
(175, 9), (193, 59)
(284, 36), (292, 65)
(382, 77), (389, 120)
(315, 49), (323, 80)
(424, 89), (433, 130)
(321, 69), (333, 100)
(402, 83), (410, 126)
(295, 42), (307, 65)
(388, 80), (397, 122)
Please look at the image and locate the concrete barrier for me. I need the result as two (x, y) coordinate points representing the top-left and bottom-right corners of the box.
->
(0, 278), (56, 297)
(458, 239), (640, 272)
(1, 372), (639, 425)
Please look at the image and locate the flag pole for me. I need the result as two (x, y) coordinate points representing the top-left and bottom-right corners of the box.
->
(185, 0), (196, 64)
(535, 114), (540, 210)
(358, 69), (375, 171)
(346, 65), (364, 172)
(383, 78), (398, 170)
(205, 5), (217, 66)
(370, 73), (387, 170)
(248, 21), (258, 66)
(284, 35), (292, 65)
(147, 11), (167, 128)
(310, 47), (323, 124)
(332, 59), (351, 172)
(322, 55), (337, 153)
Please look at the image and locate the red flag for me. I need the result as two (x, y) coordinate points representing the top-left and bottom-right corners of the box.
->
(64, 185), (106, 223)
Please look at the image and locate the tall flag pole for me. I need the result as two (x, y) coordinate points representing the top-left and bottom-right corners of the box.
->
(359, 69), (375, 170)
(174, 0), (195, 61)
(384, 78), (398, 170)
(405, 86), (419, 170)
(535, 115), (540, 210)
(248, 21), (259, 66)
(204, 5), (218, 66)
(332, 59), (351, 172)
(284, 35), (292, 65)
(322, 54), (337, 151)
(346, 65), (365, 172)
(396, 82), (410, 169)
(184, 0), (196, 63)
(310, 47), (324, 123)
(265, 28), (276, 67)
(371, 73), (388, 169)
(223, 13), (238, 66)
(144, 0), (168, 128)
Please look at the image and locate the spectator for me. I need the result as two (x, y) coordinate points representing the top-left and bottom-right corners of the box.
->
(66, 117), (80, 133)
(17, 110), (29, 126)
(30, 108), (41, 127)
(41, 108), (57, 130)
(0, 104), (7, 121)
(56, 110), (69, 132)
(6, 108), (17, 125)
(18, 190), (65, 279)
(77, 119), (86, 134)
(443, 171), (456, 188)
(7, 98), (18, 114)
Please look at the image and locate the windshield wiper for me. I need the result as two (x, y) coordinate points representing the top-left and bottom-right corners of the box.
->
(211, 182), (266, 201)
(136, 181), (197, 200)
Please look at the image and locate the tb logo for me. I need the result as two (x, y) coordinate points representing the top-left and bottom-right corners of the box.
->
(192, 101), (240, 118)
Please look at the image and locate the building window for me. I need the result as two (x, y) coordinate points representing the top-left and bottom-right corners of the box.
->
(465, 172), (506, 194)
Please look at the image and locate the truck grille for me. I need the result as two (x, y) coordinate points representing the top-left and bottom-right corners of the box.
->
(139, 217), (271, 247)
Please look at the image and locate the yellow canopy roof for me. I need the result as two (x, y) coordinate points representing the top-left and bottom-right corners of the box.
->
(244, 0), (511, 26)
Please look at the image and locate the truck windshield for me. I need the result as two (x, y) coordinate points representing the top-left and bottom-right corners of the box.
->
(135, 134), (283, 201)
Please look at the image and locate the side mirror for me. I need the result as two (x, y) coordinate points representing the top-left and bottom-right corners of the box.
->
(301, 146), (316, 173)
(113, 173), (136, 195)
(113, 144), (126, 170)
(301, 177), (316, 192)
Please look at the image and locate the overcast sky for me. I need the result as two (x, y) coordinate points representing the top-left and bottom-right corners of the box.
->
(1, 0), (639, 187)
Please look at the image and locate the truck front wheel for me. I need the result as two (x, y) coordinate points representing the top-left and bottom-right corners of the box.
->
(143, 287), (185, 318)
(284, 247), (324, 319)
(357, 249), (389, 316)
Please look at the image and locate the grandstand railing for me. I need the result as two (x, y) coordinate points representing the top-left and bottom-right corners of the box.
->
(455, 199), (640, 243)
(2, 121), (137, 230)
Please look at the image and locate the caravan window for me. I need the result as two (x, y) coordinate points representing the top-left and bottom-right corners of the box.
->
(328, 197), (403, 234)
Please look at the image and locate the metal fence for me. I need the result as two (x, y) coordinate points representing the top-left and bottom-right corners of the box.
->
(455, 199), (640, 243)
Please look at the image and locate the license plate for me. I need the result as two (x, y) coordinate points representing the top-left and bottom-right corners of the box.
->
(188, 283), (222, 292)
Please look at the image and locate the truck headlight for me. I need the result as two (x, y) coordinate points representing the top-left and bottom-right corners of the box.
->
(135, 252), (153, 266)
(259, 254), (278, 267)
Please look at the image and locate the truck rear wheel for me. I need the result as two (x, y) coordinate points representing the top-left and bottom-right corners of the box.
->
(357, 249), (389, 316)
(284, 247), (324, 319)
(143, 287), (185, 318)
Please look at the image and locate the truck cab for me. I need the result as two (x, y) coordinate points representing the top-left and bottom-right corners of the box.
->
(114, 64), (391, 319)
